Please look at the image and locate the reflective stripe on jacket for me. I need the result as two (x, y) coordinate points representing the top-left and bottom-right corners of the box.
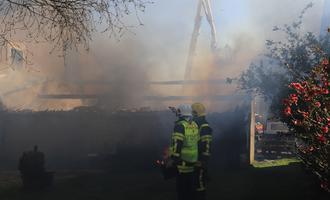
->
(199, 123), (212, 157)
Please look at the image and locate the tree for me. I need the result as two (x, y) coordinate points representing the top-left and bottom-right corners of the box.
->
(283, 59), (330, 192)
(239, 4), (330, 192)
(0, 0), (150, 50)
(239, 3), (330, 116)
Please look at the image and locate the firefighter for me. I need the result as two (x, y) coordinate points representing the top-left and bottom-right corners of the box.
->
(192, 102), (213, 200)
(169, 104), (200, 200)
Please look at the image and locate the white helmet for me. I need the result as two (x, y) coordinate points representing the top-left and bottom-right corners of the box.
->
(177, 104), (192, 117)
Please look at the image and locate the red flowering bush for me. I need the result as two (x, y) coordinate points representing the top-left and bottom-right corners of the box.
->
(282, 58), (330, 192)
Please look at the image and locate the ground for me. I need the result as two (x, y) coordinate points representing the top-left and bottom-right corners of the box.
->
(0, 162), (329, 200)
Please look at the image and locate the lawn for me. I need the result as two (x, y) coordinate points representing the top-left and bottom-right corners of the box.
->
(252, 158), (301, 168)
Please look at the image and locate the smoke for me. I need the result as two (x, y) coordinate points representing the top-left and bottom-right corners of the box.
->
(0, 0), (326, 112)
(76, 36), (152, 110)
(0, 29), (163, 111)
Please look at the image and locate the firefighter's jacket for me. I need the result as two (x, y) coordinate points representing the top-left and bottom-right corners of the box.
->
(194, 116), (213, 164)
(170, 118), (199, 173)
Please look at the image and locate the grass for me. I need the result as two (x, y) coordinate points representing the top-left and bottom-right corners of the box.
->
(252, 158), (301, 168)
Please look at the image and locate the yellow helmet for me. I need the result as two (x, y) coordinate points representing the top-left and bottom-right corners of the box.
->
(191, 102), (206, 117)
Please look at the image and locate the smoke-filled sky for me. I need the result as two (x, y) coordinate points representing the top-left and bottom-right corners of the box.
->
(132, 0), (324, 81)
(0, 0), (328, 111)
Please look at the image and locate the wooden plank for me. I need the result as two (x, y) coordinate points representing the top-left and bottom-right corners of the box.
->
(250, 98), (256, 164)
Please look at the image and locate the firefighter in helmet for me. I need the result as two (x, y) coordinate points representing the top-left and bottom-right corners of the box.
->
(169, 104), (200, 200)
(192, 102), (213, 200)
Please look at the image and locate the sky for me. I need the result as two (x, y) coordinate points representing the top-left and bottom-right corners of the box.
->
(116, 0), (326, 81)
(19, 0), (327, 83)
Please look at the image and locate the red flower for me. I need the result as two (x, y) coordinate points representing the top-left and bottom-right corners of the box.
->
(322, 88), (329, 94)
(322, 126), (329, 134)
(290, 94), (298, 105)
(284, 106), (292, 116)
(321, 58), (329, 66)
(290, 83), (305, 93)
(315, 102), (321, 107)
(318, 135), (327, 143)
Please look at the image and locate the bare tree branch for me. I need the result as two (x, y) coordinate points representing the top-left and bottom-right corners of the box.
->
(0, 0), (151, 51)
